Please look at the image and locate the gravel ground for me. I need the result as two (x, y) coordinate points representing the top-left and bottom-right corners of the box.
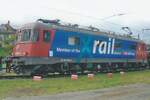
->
(4, 83), (150, 100)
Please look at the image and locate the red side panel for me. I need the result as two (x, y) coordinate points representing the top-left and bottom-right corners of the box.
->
(136, 43), (147, 60)
(34, 29), (55, 57)
(13, 29), (55, 57)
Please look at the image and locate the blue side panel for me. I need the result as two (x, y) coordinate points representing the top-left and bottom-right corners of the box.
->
(50, 29), (137, 59)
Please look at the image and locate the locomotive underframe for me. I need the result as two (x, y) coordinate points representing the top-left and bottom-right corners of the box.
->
(5, 56), (148, 75)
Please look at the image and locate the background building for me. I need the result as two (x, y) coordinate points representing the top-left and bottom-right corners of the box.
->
(0, 21), (16, 56)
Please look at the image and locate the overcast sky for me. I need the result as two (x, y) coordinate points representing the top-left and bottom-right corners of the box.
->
(0, 0), (150, 43)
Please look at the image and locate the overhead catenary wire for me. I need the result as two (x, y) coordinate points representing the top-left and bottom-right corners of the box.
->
(45, 7), (142, 35)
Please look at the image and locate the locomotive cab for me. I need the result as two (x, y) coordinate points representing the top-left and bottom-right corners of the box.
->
(13, 23), (53, 57)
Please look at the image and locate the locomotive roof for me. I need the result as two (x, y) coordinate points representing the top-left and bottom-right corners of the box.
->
(21, 22), (144, 43)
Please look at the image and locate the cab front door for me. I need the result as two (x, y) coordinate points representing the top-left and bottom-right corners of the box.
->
(38, 30), (51, 57)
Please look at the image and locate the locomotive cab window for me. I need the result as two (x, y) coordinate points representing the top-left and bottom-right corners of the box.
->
(21, 29), (31, 41)
(43, 31), (51, 42)
(68, 36), (80, 46)
(17, 32), (22, 42)
(31, 29), (39, 42)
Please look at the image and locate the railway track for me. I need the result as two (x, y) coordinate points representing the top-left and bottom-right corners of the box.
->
(0, 75), (31, 79)
(0, 73), (72, 80)
(0, 68), (150, 80)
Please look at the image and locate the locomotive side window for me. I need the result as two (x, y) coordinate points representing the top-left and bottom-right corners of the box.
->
(32, 30), (39, 42)
(129, 44), (136, 50)
(21, 29), (31, 41)
(68, 36), (80, 46)
(114, 42), (121, 49)
(43, 31), (50, 42)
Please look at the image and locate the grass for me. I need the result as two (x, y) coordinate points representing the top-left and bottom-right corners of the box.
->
(0, 48), (10, 57)
(0, 70), (150, 99)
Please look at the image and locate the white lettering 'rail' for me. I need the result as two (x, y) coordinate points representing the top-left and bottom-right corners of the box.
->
(93, 38), (115, 54)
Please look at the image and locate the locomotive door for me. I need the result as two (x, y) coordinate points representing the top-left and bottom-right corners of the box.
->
(38, 30), (51, 57)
